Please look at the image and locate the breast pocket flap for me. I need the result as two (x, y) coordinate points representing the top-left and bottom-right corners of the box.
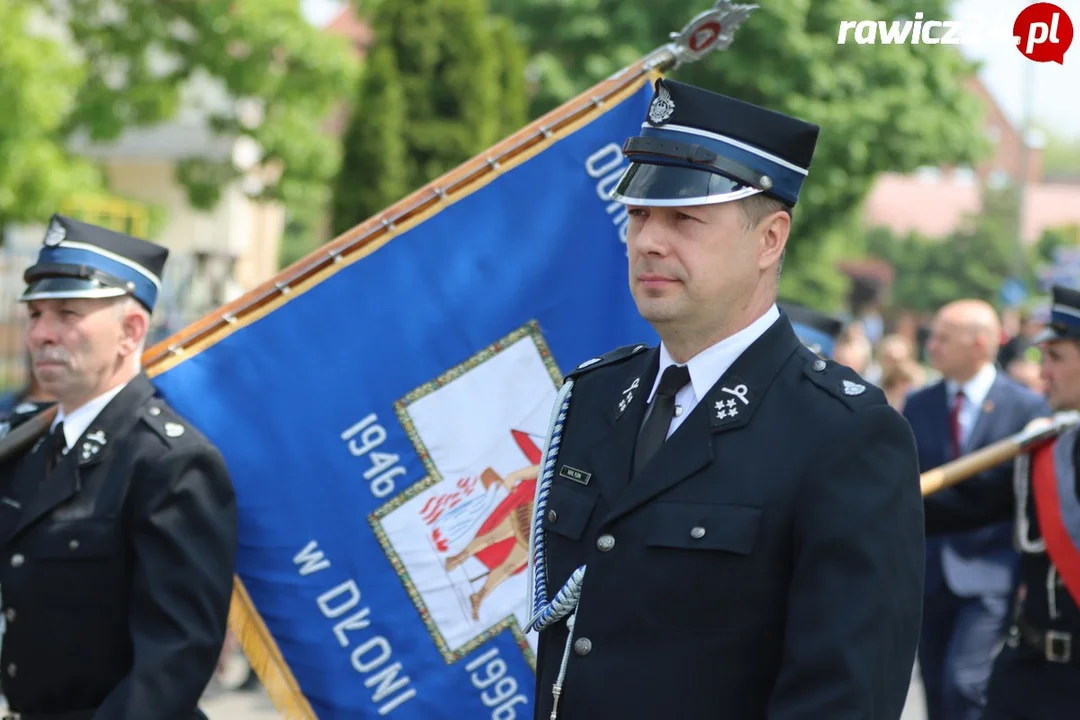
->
(28, 519), (119, 559)
(543, 485), (599, 542)
(646, 502), (761, 555)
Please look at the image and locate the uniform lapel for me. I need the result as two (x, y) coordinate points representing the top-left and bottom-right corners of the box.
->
(927, 381), (951, 461)
(11, 374), (156, 537)
(963, 374), (1002, 454)
(601, 317), (801, 525)
(0, 437), (51, 547)
(582, 348), (659, 508)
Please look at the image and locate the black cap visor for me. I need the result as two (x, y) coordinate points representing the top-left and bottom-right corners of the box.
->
(608, 161), (762, 207)
(20, 276), (129, 303)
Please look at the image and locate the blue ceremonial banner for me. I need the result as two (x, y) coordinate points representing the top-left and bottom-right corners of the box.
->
(150, 75), (658, 718)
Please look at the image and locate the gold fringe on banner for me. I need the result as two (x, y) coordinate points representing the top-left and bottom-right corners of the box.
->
(226, 577), (318, 719)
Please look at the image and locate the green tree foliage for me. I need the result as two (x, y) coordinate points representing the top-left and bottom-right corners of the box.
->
(329, 41), (408, 239)
(0, 3), (99, 227)
(14, 0), (356, 218)
(490, 17), (529, 143)
(331, 0), (529, 236)
(1031, 224), (1080, 267)
(1038, 129), (1080, 179)
(491, 0), (989, 307)
(863, 187), (1059, 312)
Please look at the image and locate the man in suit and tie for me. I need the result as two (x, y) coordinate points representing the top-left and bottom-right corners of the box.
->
(904, 299), (1050, 720)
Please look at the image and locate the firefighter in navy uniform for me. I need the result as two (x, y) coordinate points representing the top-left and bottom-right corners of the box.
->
(925, 284), (1080, 720)
(0, 215), (237, 720)
(525, 79), (925, 720)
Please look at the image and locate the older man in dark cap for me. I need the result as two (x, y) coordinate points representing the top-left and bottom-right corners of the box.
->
(0, 214), (237, 720)
(526, 78), (924, 720)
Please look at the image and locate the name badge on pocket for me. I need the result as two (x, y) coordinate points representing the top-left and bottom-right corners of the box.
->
(559, 465), (591, 486)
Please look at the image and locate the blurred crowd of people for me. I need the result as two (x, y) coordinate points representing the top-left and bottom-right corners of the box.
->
(831, 303), (1047, 414)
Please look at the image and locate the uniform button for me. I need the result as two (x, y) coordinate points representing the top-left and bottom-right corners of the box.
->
(5, 608), (15, 622)
(149, 407), (161, 416)
(547, 509), (557, 523)
(69, 539), (80, 551)
(812, 359), (827, 372)
(690, 526), (706, 539)
(596, 534), (615, 552)
(10, 554), (24, 568)
(573, 637), (592, 656)
(6, 663), (15, 677)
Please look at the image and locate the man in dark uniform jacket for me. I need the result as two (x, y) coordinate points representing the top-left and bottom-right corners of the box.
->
(0, 215), (238, 720)
(925, 285), (1080, 720)
(525, 78), (925, 720)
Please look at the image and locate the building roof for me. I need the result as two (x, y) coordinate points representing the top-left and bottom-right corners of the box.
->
(862, 172), (1080, 243)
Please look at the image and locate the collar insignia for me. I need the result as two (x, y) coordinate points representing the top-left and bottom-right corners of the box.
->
(617, 377), (641, 416)
(79, 440), (102, 464)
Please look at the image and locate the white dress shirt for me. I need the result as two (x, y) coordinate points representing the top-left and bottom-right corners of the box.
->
(941, 362), (1003, 595)
(944, 362), (997, 453)
(647, 304), (781, 438)
(50, 383), (129, 451)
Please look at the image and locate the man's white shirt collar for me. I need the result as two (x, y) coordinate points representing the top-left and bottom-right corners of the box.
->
(50, 383), (129, 451)
(945, 362), (997, 409)
(648, 303), (781, 405)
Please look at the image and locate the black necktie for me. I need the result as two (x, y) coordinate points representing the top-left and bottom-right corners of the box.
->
(633, 365), (691, 478)
(45, 421), (66, 474)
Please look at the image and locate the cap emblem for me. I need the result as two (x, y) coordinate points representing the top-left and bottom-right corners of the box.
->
(43, 220), (67, 247)
(648, 83), (675, 126)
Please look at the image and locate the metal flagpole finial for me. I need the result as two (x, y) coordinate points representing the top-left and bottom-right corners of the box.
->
(665, 0), (759, 69)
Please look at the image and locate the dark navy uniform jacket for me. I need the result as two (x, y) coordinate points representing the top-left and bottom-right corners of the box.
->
(0, 374), (237, 719)
(532, 315), (925, 719)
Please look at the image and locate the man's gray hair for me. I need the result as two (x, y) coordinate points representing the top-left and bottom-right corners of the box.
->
(113, 296), (150, 355)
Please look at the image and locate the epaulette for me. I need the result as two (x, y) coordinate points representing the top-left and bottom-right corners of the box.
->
(565, 343), (650, 382)
(797, 346), (885, 411)
(139, 398), (196, 446)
